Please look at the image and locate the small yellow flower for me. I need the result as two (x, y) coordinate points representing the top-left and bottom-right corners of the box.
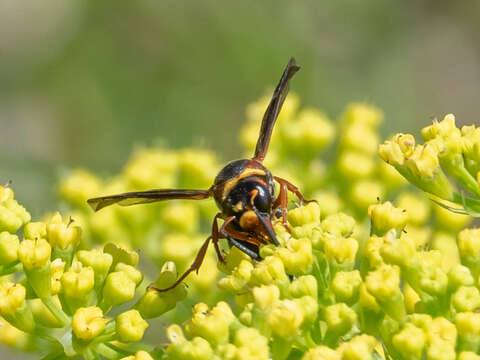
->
(23, 221), (47, 240)
(324, 303), (357, 335)
(392, 323), (426, 360)
(339, 334), (378, 360)
(0, 282), (26, 317)
(116, 309), (149, 342)
(103, 271), (136, 306)
(61, 261), (94, 300)
(0, 232), (19, 265)
(46, 212), (82, 250)
(252, 285), (280, 310)
(452, 286), (480, 312)
(368, 201), (408, 236)
(426, 340), (456, 360)
(72, 306), (106, 340)
(332, 270), (362, 303)
(184, 302), (234, 347)
(18, 238), (51, 270)
(268, 299), (304, 338)
(426, 317), (457, 348)
(301, 346), (340, 360)
(250, 256), (288, 285)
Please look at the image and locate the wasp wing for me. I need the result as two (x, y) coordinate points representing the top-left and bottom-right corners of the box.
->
(253, 57), (300, 162)
(87, 189), (211, 212)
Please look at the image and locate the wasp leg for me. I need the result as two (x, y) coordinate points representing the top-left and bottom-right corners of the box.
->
(226, 236), (260, 260)
(272, 180), (290, 232)
(148, 234), (213, 293)
(219, 218), (261, 260)
(274, 176), (314, 205)
(211, 213), (225, 264)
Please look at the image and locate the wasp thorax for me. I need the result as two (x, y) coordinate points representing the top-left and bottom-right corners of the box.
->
(223, 177), (273, 216)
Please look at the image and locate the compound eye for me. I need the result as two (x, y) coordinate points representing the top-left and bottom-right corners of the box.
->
(251, 185), (271, 213)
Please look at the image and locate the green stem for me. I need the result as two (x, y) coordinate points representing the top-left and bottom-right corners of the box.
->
(94, 343), (121, 360)
(41, 296), (71, 327)
(0, 261), (22, 276)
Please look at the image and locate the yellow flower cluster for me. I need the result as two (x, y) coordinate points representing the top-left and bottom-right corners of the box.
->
(380, 114), (480, 216)
(3, 93), (480, 359)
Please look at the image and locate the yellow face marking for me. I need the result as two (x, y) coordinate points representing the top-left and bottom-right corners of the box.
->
(239, 210), (259, 230)
(233, 201), (243, 213)
(221, 168), (267, 201)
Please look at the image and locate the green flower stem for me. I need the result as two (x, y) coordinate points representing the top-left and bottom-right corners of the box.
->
(93, 343), (122, 360)
(52, 246), (75, 268)
(271, 335), (293, 360)
(41, 296), (71, 327)
(440, 155), (480, 198)
(0, 261), (22, 276)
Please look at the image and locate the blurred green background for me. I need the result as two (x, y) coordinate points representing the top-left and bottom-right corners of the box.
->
(1, 0), (480, 218)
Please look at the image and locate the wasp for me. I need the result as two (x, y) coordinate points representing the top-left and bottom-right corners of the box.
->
(88, 58), (310, 291)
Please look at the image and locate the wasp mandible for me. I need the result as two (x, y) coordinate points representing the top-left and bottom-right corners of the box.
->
(87, 58), (310, 292)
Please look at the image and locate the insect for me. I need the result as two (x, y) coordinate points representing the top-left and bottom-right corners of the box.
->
(87, 58), (310, 292)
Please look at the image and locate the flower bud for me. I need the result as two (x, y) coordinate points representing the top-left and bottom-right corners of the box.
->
(392, 323), (426, 360)
(0, 232), (19, 265)
(447, 265), (474, 291)
(288, 275), (317, 300)
(233, 327), (269, 360)
(184, 302), (234, 347)
(301, 346), (341, 360)
(76, 248), (113, 285)
(452, 286), (480, 312)
(368, 201), (408, 236)
(365, 264), (405, 321)
(339, 334), (377, 360)
(426, 341), (456, 360)
(23, 221), (47, 240)
(50, 258), (66, 295)
(167, 336), (213, 360)
(102, 271), (136, 306)
(18, 238), (51, 270)
(252, 285), (280, 310)
(103, 242), (139, 268)
(0, 282), (26, 317)
(268, 299), (303, 338)
(46, 212), (82, 250)
(321, 212), (356, 238)
(287, 202), (320, 228)
(61, 261), (94, 300)
(456, 312), (480, 353)
(277, 237), (313, 275)
(250, 256), (288, 285)
(115, 262), (143, 286)
(332, 270), (362, 304)
(135, 262), (187, 319)
(116, 309), (148, 342)
(218, 259), (253, 292)
(426, 317), (457, 348)
(72, 306), (106, 340)
(325, 303), (357, 336)
(0, 198), (30, 233)
(323, 234), (358, 270)
(418, 265), (448, 296)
